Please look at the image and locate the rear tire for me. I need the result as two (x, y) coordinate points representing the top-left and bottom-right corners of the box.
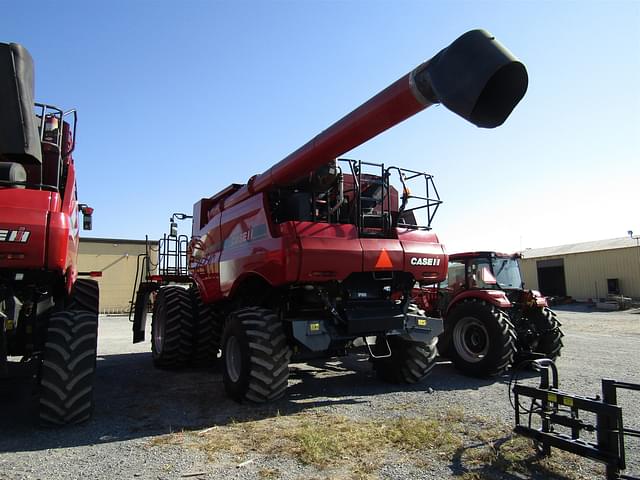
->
(190, 287), (222, 367)
(151, 286), (193, 368)
(221, 307), (291, 403)
(372, 335), (438, 384)
(447, 299), (516, 377)
(67, 279), (99, 313)
(39, 310), (98, 426)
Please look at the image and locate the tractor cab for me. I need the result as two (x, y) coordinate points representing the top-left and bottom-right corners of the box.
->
(446, 252), (523, 293)
(444, 252), (550, 311)
(434, 251), (551, 313)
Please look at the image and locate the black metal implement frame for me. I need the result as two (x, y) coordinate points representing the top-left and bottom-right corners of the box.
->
(512, 359), (640, 480)
(338, 158), (442, 236)
(127, 234), (190, 318)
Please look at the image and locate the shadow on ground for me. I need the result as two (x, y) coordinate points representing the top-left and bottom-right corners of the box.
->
(448, 436), (575, 480)
(0, 351), (510, 454)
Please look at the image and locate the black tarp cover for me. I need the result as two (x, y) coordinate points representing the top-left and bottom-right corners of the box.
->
(0, 42), (42, 164)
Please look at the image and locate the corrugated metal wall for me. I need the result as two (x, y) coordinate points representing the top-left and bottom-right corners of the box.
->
(77, 239), (158, 313)
(520, 246), (640, 300)
(519, 258), (540, 291)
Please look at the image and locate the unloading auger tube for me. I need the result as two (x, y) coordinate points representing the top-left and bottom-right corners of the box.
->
(219, 29), (528, 211)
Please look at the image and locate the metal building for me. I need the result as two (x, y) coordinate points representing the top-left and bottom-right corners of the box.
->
(519, 237), (640, 301)
(77, 238), (158, 313)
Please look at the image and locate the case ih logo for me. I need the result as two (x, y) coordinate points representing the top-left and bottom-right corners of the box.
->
(410, 257), (440, 266)
(0, 227), (31, 243)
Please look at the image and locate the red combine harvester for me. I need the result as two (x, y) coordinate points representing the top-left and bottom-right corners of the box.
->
(415, 251), (563, 376)
(132, 29), (528, 402)
(0, 43), (98, 425)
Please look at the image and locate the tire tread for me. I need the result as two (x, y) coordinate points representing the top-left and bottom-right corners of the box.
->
(39, 310), (98, 426)
(222, 307), (291, 403)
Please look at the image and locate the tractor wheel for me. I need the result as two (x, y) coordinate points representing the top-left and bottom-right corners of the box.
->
(221, 307), (291, 403)
(190, 287), (222, 367)
(39, 310), (98, 426)
(448, 299), (516, 377)
(151, 286), (193, 368)
(372, 335), (438, 384)
(67, 279), (99, 313)
(529, 307), (564, 360)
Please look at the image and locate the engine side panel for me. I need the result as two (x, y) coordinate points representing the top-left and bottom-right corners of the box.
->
(398, 228), (448, 283)
(0, 189), (53, 269)
(191, 195), (450, 305)
(192, 193), (299, 303)
(295, 222), (362, 282)
(446, 289), (512, 314)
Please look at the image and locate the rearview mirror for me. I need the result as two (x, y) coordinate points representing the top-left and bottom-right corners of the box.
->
(79, 204), (93, 231)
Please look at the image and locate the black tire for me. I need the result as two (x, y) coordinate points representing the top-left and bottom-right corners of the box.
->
(447, 299), (517, 377)
(151, 286), (193, 368)
(39, 310), (98, 426)
(528, 307), (564, 359)
(190, 287), (222, 366)
(221, 307), (291, 403)
(67, 279), (99, 313)
(372, 335), (438, 384)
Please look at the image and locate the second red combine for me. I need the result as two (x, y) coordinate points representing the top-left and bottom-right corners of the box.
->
(133, 29), (528, 402)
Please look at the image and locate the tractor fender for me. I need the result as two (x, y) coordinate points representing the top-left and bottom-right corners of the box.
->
(132, 282), (160, 343)
(445, 289), (511, 317)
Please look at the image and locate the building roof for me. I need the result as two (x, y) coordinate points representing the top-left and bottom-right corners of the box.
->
(80, 237), (159, 246)
(521, 237), (639, 259)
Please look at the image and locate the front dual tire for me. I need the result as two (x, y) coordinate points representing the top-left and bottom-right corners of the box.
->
(221, 307), (291, 403)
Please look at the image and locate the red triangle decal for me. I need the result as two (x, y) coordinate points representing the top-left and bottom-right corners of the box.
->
(375, 249), (393, 269)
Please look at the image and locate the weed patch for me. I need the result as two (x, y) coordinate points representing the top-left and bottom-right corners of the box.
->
(147, 408), (600, 479)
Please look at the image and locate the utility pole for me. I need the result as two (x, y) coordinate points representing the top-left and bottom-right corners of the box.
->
(628, 231), (640, 301)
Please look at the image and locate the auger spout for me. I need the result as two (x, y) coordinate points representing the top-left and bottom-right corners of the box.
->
(220, 28), (527, 211)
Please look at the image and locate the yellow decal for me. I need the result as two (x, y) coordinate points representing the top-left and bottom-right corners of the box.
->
(547, 393), (558, 403)
(309, 322), (320, 332)
(417, 319), (427, 326)
(563, 397), (574, 407)
(4, 319), (14, 330)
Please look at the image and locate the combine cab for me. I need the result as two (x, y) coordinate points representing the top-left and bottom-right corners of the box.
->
(132, 29), (528, 402)
(0, 43), (98, 425)
(416, 252), (563, 376)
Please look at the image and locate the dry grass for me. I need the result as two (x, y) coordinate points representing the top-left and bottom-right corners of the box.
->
(147, 408), (600, 479)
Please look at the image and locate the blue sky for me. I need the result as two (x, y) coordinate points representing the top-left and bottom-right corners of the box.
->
(2, 1), (638, 253)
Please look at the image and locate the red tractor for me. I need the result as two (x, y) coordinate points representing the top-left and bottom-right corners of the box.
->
(133, 30), (528, 402)
(416, 252), (563, 377)
(0, 43), (98, 425)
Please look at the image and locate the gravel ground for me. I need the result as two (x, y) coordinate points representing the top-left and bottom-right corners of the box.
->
(0, 305), (638, 480)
